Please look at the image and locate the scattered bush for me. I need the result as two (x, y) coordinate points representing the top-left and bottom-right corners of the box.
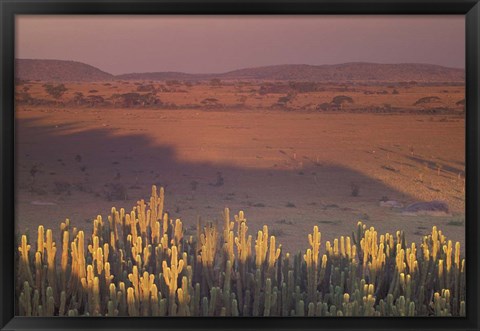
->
(258, 83), (290, 95)
(72, 92), (85, 105)
(200, 98), (221, 108)
(413, 96), (441, 106)
(166, 80), (180, 86)
(43, 84), (68, 99)
(111, 92), (161, 108)
(288, 81), (318, 93)
(15, 91), (34, 104)
(316, 102), (331, 111)
(350, 182), (360, 197)
(85, 95), (106, 107)
(210, 78), (222, 86)
(331, 95), (354, 110)
(53, 181), (71, 195)
(102, 182), (128, 201)
(276, 93), (296, 108)
(136, 84), (156, 92)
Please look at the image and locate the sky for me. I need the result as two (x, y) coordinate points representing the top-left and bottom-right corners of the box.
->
(16, 15), (465, 75)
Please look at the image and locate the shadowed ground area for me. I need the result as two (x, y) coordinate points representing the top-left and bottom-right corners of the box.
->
(15, 108), (465, 254)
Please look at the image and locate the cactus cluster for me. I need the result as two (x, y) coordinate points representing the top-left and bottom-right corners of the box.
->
(16, 185), (466, 317)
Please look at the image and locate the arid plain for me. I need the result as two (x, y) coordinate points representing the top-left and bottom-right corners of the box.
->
(15, 74), (465, 254)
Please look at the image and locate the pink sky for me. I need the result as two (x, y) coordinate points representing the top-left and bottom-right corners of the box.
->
(16, 15), (464, 75)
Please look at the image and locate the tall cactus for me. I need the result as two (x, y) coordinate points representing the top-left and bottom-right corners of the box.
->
(15, 185), (466, 317)
(162, 245), (184, 315)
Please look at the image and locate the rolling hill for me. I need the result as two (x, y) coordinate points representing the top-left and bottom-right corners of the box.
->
(218, 63), (465, 82)
(16, 59), (114, 82)
(16, 59), (464, 83)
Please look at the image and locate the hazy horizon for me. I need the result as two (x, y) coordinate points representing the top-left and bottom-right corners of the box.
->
(16, 15), (465, 75)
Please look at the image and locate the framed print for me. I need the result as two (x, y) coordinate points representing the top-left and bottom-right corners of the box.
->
(1, 1), (479, 330)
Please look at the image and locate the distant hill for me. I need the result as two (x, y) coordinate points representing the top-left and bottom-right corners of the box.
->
(219, 63), (465, 82)
(16, 59), (464, 83)
(16, 59), (114, 82)
(117, 63), (464, 83)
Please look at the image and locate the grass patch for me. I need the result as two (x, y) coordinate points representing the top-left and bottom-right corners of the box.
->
(252, 202), (266, 208)
(446, 220), (464, 226)
(381, 165), (399, 173)
(318, 220), (335, 225)
(269, 228), (286, 237)
(325, 204), (339, 209)
(275, 219), (294, 225)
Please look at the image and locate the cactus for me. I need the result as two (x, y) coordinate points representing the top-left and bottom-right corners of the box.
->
(267, 236), (281, 280)
(162, 245), (184, 315)
(254, 226), (269, 268)
(177, 276), (191, 316)
(18, 235), (34, 287)
(15, 185), (466, 317)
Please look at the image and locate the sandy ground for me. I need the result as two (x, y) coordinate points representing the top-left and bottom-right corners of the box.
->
(15, 105), (465, 254)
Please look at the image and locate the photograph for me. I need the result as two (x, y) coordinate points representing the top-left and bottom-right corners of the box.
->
(14, 15), (466, 317)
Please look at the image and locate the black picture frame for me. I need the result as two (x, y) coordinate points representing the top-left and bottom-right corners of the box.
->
(1, 1), (479, 330)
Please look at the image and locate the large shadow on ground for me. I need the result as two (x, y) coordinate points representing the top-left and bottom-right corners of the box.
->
(14, 115), (454, 253)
